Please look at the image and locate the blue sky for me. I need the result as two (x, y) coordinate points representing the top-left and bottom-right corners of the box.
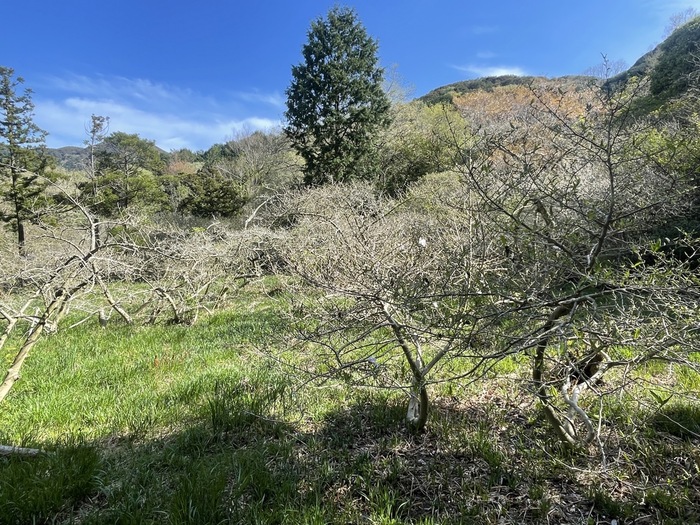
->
(2, 0), (699, 152)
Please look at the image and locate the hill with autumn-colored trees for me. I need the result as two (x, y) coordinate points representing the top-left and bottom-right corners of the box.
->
(419, 74), (594, 106)
(419, 15), (700, 117)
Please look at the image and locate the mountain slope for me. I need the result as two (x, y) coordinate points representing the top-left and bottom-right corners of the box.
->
(419, 16), (700, 114)
(47, 146), (88, 171)
(419, 75), (596, 106)
(612, 16), (700, 104)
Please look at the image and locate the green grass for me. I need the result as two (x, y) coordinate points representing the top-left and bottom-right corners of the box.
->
(0, 442), (100, 524)
(1, 284), (699, 523)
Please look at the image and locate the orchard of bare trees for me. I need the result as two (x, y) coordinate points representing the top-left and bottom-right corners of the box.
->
(2, 19), (700, 453)
(271, 71), (699, 449)
(1, 9), (700, 523)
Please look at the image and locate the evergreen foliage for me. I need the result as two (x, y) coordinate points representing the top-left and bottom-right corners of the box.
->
(178, 166), (246, 218)
(85, 131), (170, 216)
(605, 15), (700, 114)
(0, 66), (49, 255)
(284, 6), (391, 186)
(649, 16), (700, 100)
(201, 142), (239, 165)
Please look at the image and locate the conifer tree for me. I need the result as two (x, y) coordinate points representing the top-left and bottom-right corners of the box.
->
(0, 67), (48, 256)
(91, 131), (168, 216)
(285, 6), (391, 186)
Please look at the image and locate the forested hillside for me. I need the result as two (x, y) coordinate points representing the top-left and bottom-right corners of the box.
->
(1, 9), (700, 525)
(418, 74), (594, 106)
(420, 14), (700, 117)
(608, 14), (700, 112)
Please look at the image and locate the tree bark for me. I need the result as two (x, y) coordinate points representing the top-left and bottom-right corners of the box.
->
(0, 288), (76, 403)
(0, 444), (42, 456)
(406, 383), (429, 432)
(0, 321), (46, 403)
(17, 220), (26, 257)
(532, 302), (577, 446)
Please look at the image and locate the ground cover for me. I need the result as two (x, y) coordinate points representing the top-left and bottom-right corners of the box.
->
(0, 282), (698, 524)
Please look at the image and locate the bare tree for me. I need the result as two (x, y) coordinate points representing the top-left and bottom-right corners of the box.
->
(663, 7), (698, 39)
(272, 71), (699, 447)
(272, 181), (510, 431)
(454, 73), (699, 447)
(0, 176), (273, 456)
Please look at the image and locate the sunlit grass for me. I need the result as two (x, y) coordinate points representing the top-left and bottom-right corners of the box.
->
(0, 282), (699, 523)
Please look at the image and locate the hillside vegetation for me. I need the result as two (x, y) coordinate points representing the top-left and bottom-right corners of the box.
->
(420, 15), (700, 118)
(608, 15), (700, 112)
(418, 74), (594, 106)
(1, 11), (700, 525)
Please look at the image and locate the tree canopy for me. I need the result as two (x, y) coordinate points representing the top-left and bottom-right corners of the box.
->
(284, 6), (391, 186)
(0, 66), (48, 255)
(87, 131), (169, 216)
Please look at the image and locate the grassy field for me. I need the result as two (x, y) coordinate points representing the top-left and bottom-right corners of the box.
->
(1, 280), (699, 524)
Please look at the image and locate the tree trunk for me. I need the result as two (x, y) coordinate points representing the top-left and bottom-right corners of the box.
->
(17, 219), (26, 257)
(0, 290), (73, 403)
(96, 274), (132, 324)
(0, 444), (42, 456)
(405, 382), (429, 432)
(382, 302), (431, 432)
(0, 320), (46, 402)
(532, 303), (577, 447)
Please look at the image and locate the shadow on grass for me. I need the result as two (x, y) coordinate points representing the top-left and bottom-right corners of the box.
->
(0, 368), (297, 525)
(3, 384), (700, 524)
(0, 390), (524, 524)
(0, 441), (101, 525)
(651, 402), (700, 439)
(304, 393), (520, 523)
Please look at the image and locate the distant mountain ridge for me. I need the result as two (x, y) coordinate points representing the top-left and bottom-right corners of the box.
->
(47, 146), (89, 171)
(46, 143), (170, 171)
(418, 75), (595, 106)
(419, 15), (700, 113)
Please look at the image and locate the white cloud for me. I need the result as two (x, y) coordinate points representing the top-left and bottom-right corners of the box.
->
(43, 74), (193, 108)
(233, 90), (286, 109)
(451, 64), (528, 78)
(33, 74), (283, 151)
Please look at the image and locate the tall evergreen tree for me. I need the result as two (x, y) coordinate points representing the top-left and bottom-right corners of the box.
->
(0, 67), (48, 256)
(284, 6), (391, 186)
